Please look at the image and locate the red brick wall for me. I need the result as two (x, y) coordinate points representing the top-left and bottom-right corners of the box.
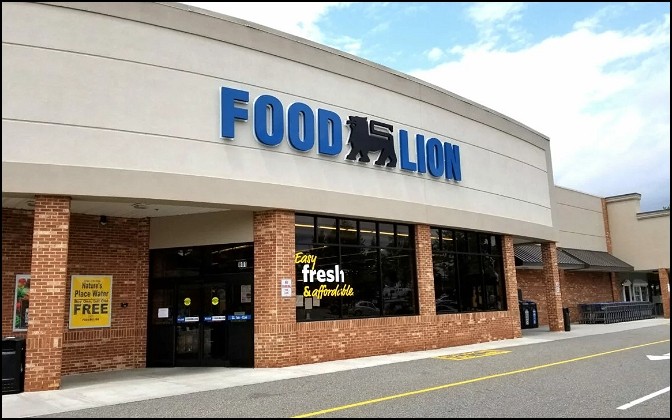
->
(295, 312), (516, 364)
(61, 214), (149, 375)
(253, 210), (297, 368)
(516, 269), (549, 325)
(610, 272), (620, 301)
(2, 209), (33, 339)
(256, 219), (519, 368)
(541, 243), (564, 331)
(2, 207), (150, 383)
(4, 206), (532, 375)
(24, 196), (71, 391)
(415, 225), (435, 316)
(517, 269), (616, 325)
(562, 271), (613, 323)
(502, 236), (522, 338)
(660, 268), (670, 319)
(601, 198), (613, 254)
(291, 229), (518, 365)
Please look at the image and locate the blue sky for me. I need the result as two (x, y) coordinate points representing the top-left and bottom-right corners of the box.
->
(183, 2), (670, 211)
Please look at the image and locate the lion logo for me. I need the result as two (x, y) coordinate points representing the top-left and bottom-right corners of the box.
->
(345, 116), (397, 167)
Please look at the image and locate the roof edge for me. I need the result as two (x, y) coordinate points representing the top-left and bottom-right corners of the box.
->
(604, 193), (641, 203)
(637, 209), (670, 220)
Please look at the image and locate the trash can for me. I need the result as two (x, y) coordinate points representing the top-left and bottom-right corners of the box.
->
(519, 301), (539, 329)
(2, 337), (26, 395)
(528, 301), (538, 328)
(562, 307), (571, 332)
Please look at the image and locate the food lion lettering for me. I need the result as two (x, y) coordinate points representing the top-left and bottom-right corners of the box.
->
(221, 87), (462, 181)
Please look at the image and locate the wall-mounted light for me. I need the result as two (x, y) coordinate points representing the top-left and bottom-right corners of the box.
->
(99, 215), (108, 226)
(120, 302), (128, 308)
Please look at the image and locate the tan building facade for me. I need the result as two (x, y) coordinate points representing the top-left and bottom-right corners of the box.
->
(2, 2), (668, 392)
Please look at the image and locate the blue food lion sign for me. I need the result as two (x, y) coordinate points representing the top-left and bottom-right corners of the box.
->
(220, 87), (461, 181)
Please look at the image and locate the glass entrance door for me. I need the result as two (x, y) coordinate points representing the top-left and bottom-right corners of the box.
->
(176, 284), (203, 366)
(148, 243), (254, 368)
(172, 274), (253, 367)
(202, 284), (228, 366)
(225, 273), (254, 367)
(147, 284), (175, 367)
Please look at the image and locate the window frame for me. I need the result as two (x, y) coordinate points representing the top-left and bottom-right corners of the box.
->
(296, 214), (418, 321)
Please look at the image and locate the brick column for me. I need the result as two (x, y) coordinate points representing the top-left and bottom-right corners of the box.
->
(502, 236), (522, 338)
(601, 198), (613, 254)
(610, 272), (621, 302)
(253, 210), (296, 367)
(541, 242), (564, 331)
(659, 268), (670, 319)
(415, 225), (435, 316)
(24, 195), (70, 391)
(133, 218), (150, 367)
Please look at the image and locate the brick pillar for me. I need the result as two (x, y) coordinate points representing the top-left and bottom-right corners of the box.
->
(659, 268), (670, 319)
(601, 198), (613, 254)
(541, 242), (564, 331)
(415, 225), (435, 316)
(502, 236), (521, 338)
(253, 210), (296, 367)
(133, 218), (150, 367)
(24, 195), (70, 391)
(610, 272), (621, 302)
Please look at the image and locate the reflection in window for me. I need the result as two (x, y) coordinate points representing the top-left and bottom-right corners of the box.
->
(296, 215), (315, 245)
(360, 221), (377, 247)
(296, 214), (416, 321)
(381, 248), (415, 316)
(339, 219), (358, 245)
(151, 248), (201, 278)
(432, 227), (506, 314)
(150, 243), (253, 278)
(317, 217), (338, 244)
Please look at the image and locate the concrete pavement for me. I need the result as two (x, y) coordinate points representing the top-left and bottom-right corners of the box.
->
(2, 318), (669, 418)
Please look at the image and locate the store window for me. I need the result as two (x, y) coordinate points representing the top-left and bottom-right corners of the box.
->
(151, 243), (253, 279)
(622, 280), (649, 302)
(296, 214), (417, 321)
(431, 228), (506, 314)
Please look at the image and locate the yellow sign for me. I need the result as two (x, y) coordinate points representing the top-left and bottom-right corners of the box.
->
(211, 297), (219, 305)
(69, 275), (112, 329)
(436, 349), (511, 361)
(184, 297), (191, 306)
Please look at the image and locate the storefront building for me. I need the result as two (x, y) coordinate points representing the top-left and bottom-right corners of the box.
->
(2, 2), (669, 392)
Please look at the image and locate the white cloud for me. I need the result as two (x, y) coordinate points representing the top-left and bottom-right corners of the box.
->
(426, 47), (445, 62)
(465, 2), (528, 50)
(331, 35), (362, 55)
(410, 13), (670, 210)
(467, 2), (526, 23)
(573, 4), (625, 31)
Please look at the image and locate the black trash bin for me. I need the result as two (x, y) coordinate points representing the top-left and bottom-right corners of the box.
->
(519, 301), (539, 329)
(2, 337), (26, 395)
(562, 307), (571, 331)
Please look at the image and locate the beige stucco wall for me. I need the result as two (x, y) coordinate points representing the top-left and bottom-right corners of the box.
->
(2, 2), (557, 241)
(554, 186), (607, 251)
(150, 210), (253, 249)
(606, 195), (670, 270)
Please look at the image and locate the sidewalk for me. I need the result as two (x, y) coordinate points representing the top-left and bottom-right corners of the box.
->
(2, 318), (669, 418)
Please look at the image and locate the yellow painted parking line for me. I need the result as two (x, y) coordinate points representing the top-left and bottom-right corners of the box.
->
(291, 339), (670, 418)
(436, 349), (511, 360)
